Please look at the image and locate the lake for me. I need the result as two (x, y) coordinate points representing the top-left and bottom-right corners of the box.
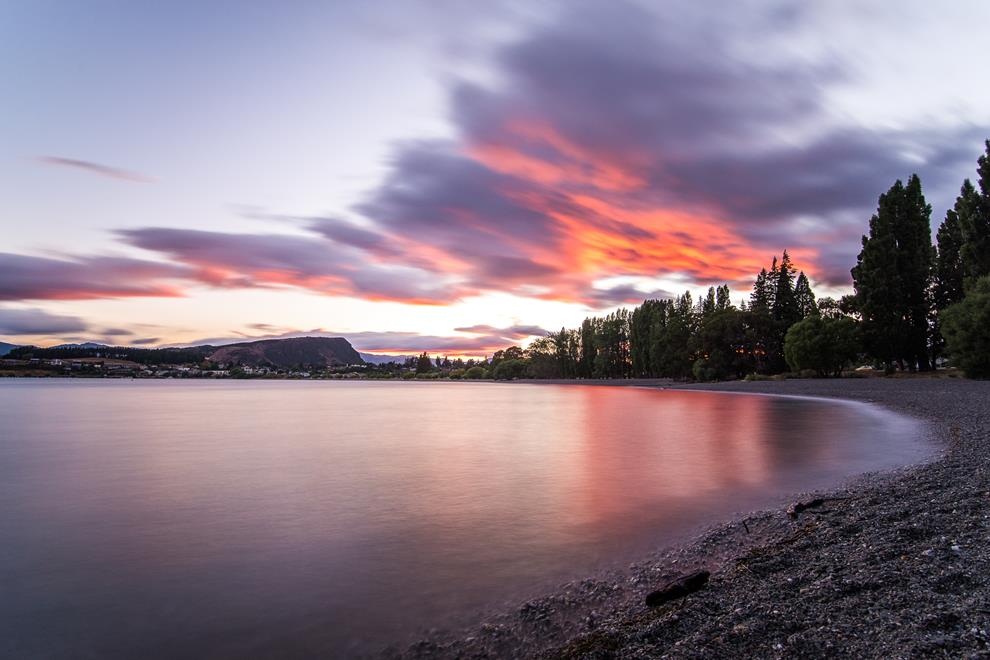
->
(0, 380), (931, 657)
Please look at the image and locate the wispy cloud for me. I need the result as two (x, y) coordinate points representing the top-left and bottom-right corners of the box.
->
(0, 306), (88, 335)
(38, 156), (155, 183)
(0, 253), (188, 301)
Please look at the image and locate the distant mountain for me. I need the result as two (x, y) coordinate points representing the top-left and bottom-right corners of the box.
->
(209, 336), (363, 368)
(359, 352), (415, 365)
(52, 342), (109, 350)
(0, 342), (19, 357)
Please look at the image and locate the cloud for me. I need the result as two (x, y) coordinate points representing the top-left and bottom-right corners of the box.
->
(584, 284), (679, 308)
(129, 337), (160, 346)
(350, 1), (985, 289)
(118, 227), (466, 304)
(6, 2), (986, 311)
(100, 328), (134, 337)
(0, 253), (188, 301)
(38, 156), (154, 183)
(0, 307), (88, 335)
(454, 324), (548, 339)
(185, 327), (526, 355)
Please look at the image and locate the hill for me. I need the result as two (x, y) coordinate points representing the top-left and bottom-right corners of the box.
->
(359, 352), (416, 365)
(0, 342), (19, 357)
(208, 336), (363, 368)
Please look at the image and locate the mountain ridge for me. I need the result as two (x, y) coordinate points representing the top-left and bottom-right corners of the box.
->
(208, 336), (363, 368)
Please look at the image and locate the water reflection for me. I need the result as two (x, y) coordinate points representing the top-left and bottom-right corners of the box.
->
(0, 380), (930, 657)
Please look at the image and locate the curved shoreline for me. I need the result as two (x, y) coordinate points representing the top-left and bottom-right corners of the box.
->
(394, 378), (990, 659)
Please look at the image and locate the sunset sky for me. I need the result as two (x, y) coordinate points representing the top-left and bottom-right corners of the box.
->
(3, 1), (989, 355)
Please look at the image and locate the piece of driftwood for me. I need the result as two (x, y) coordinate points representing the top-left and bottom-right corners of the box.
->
(786, 497), (826, 518)
(645, 570), (710, 607)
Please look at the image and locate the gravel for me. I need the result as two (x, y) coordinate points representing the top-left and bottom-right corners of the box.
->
(387, 378), (990, 659)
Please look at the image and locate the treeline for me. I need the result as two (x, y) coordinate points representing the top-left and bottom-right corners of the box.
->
(483, 138), (990, 381)
(8, 344), (215, 365)
(501, 250), (823, 382)
(851, 139), (990, 376)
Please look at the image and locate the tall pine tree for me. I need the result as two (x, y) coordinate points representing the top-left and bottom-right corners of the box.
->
(958, 141), (990, 288)
(935, 187), (969, 310)
(794, 272), (818, 318)
(852, 175), (934, 371)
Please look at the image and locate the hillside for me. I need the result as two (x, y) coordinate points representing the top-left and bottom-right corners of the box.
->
(208, 336), (363, 368)
(359, 352), (416, 365)
(0, 342), (20, 357)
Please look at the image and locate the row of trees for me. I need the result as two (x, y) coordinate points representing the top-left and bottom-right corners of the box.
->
(483, 139), (990, 381)
(852, 140), (990, 374)
(505, 250), (822, 382)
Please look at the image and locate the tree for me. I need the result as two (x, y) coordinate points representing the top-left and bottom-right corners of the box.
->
(415, 352), (433, 374)
(935, 189), (969, 310)
(578, 318), (597, 378)
(464, 365), (488, 379)
(772, 250), (800, 329)
(749, 268), (772, 315)
(851, 175), (934, 371)
(794, 272), (817, 318)
(784, 316), (860, 377)
(816, 297), (844, 319)
(692, 308), (751, 381)
(526, 336), (560, 379)
(941, 276), (990, 378)
(493, 358), (529, 380)
(959, 141), (990, 287)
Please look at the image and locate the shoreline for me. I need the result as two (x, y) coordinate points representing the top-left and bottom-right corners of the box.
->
(394, 378), (990, 658)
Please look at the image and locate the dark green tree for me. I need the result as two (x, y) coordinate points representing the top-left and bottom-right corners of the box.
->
(578, 318), (597, 378)
(415, 352), (433, 374)
(959, 141), (990, 287)
(935, 188), (970, 310)
(493, 359), (530, 380)
(784, 316), (860, 377)
(851, 175), (934, 371)
(941, 276), (990, 378)
(692, 308), (751, 381)
(794, 272), (818, 318)
(772, 250), (800, 329)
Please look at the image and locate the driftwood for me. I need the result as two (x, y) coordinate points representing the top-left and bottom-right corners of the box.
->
(786, 498), (826, 518)
(645, 570), (710, 607)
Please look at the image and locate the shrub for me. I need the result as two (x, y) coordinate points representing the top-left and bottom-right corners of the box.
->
(941, 277), (990, 378)
(493, 359), (530, 380)
(784, 316), (860, 377)
(464, 366), (488, 379)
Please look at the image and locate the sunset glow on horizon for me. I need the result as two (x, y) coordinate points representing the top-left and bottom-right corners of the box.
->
(3, 1), (989, 354)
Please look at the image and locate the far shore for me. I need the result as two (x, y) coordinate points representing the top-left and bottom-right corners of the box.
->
(394, 378), (990, 659)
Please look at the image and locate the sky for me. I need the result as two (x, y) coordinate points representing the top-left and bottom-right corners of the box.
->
(2, 0), (989, 355)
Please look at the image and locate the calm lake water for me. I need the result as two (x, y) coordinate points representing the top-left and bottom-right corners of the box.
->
(0, 380), (931, 657)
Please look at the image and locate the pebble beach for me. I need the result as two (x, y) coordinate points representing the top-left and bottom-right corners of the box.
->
(395, 378), (990, 659)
